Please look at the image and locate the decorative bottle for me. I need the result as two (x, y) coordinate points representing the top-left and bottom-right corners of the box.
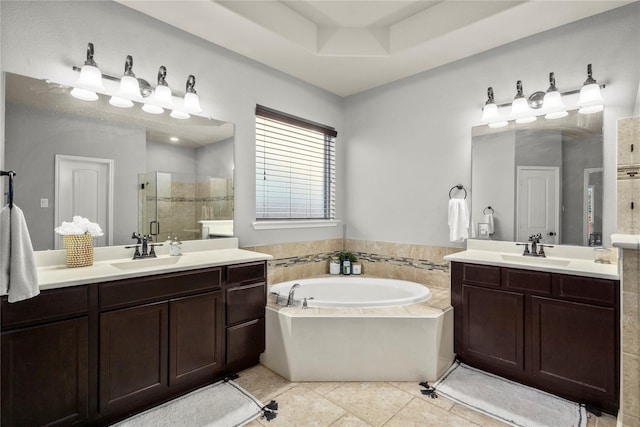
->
(342, 259), (351, 275)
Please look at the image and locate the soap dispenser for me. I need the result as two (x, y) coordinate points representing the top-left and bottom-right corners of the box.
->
(169, 237), (182, 256)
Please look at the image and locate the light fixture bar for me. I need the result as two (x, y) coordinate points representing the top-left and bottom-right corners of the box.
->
(495, 84), (606, 108)
(72, 65), (191, 98)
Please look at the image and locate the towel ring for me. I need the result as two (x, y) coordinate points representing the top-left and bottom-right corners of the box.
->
(483, 206), (494, 215)
(449, 184), (467, 200)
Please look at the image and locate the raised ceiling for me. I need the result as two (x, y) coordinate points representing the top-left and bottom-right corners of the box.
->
(116, 0), (633, 97)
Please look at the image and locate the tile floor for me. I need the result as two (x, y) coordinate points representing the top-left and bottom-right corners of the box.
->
(237, 364), (618, 427)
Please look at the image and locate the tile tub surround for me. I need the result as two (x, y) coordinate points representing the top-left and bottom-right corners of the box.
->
(616, 116), (640, 427)
(242, 238), (462, 289)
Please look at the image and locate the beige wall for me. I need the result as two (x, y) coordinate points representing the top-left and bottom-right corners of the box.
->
(617, 116), (640, 426)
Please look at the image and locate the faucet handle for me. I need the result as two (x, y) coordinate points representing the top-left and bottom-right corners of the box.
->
(516, 242), (530, 255)
(125, 244), (142, 259)
(148, 243), (162, 257)
(538, 244), (554, 257)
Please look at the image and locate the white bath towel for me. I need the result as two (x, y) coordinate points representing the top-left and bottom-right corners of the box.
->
(484, 213), (495, 235)
(0, 204), (40, 303)
(448, 199), (470, 242)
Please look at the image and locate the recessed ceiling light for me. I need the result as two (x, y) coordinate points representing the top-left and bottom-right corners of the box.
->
(169, 136), (179, 142)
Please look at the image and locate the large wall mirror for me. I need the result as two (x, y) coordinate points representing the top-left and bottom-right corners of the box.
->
(471, 109), (603, 246)
(3, 72), (234, 251)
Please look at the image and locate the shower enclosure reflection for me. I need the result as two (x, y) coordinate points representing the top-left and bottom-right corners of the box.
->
(139, 171), (234, 242)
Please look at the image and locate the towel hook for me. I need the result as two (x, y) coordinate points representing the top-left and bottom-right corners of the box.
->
(449, 184), (467, 200)
(483, 206), (494, 215)
(1, 170), (16, 209)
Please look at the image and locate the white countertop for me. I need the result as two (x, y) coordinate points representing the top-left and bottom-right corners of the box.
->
(444, 239), (619, 280)
(611, 233), (640, 250)
(30, 238), (273, 291)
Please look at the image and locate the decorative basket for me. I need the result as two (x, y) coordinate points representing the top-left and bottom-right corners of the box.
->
(63, 234), (94, 268)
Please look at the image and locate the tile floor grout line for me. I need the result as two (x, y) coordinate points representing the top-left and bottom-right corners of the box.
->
(380, 395), (420, 427)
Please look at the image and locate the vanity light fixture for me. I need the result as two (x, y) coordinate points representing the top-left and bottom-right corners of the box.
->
(109, 55), (142, 108)
(480, 87), (508, 128)
(543, 72), (568, 119)
(577, 64), (605, 114)
(71, 42), (205, 120)
(479, 64), (606, 127)
(142, 66), (173, 114)
(511, 80), (537, 124)
(70, 43), (105, 101)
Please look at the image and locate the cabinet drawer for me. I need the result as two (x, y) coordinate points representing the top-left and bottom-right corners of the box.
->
(227, 262), (266, 286)
(462, 264), (501, 287)
(503, 268), (552, 294)
(553, 275), (618, 306)
(227, 318), (265, 365)
(1, 285), (89, 329)
(100, 268), (222, 310)
(226, 282), (266, 326)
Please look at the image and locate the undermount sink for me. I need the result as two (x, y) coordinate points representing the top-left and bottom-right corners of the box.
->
(111, 256), (181, 270)
(500, 254), (571, 267)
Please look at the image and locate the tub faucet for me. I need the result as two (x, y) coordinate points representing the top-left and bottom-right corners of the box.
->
(287, 283), (301, 307)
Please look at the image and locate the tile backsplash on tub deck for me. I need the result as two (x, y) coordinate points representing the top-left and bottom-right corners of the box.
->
(241, 238), (463, 289)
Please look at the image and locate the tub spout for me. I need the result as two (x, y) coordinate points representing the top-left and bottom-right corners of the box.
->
(287, 283), (301, 307)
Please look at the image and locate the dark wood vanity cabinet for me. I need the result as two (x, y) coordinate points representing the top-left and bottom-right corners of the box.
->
(225, 262), (267, 371)
(96, 267), (226, 421)
(1, 260), (268, 426)
(1, 286), (90, 427)
(451, 261), (620, 414)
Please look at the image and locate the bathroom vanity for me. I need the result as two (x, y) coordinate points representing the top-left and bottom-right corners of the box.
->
(446, 240), (620, 414)
(0, 240), (269, 426)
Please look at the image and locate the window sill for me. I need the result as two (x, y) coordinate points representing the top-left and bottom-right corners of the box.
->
(252, 219), (341, 231)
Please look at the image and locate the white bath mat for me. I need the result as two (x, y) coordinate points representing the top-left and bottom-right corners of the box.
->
(113, 379), (274, 427)
(430, 362), (587, 427)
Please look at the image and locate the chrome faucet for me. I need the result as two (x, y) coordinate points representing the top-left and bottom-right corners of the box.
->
(287, 283), (300, 307)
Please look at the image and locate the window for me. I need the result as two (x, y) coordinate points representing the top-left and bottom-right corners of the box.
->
(256, 105), (337, 221)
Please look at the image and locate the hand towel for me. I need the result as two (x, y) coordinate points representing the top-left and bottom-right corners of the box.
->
(448, 199), (470, 242)
(484, 213), (495, 235)
(1, 204), (40, 303)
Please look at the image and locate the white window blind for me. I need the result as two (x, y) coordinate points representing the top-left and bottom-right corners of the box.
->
(256, 105), (336, 220)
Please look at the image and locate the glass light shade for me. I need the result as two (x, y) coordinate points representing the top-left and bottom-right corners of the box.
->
(141, 85), (174, 114)
(480, 103), (508, 128)
(109, 96), (133, 108)
(543, 91), (568, 119)
(109, 75), (141, 108)
(142, 103), (164, 114)
(71, 64), (104, 101)
(480, 103), (498, 123)
(170, 110), (190, 120)
(74, 64), (104, 91)
(578, 83), (604, 114)
(183, 92), (201, 113)
(511, 97), (537, 123)
(70, 87), (99, 101)
(154, 85), (173, 109)
(488, 120), (509, 129)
